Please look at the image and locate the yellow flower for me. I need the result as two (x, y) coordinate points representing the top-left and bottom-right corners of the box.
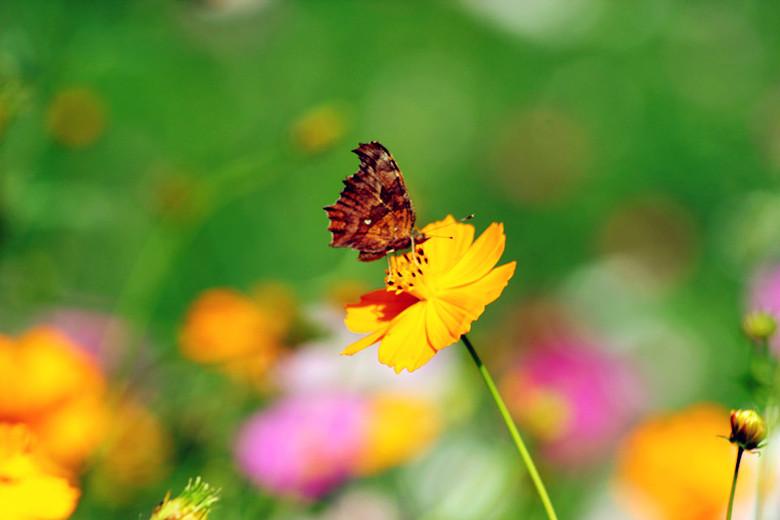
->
(0, 423), (80, 520)
(354, 393), (441, 476)
(342, 215), (516, 373)
(0, 327), (109, 473)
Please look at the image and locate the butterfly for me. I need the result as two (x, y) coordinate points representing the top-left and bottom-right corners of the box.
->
(324, 141), (428, 262)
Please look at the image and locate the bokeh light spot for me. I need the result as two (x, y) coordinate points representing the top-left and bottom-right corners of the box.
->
(47, 87), (107, 148)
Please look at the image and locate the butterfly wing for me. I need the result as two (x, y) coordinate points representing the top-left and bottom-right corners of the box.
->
(324, 142), (417, 261)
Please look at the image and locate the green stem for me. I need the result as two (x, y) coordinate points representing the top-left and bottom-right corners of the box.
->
(461, 334), (558, 520)
(727, 447), (744, 520)
(756, 337), (776, 520)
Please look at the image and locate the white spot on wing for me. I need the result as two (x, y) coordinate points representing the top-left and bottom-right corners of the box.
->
(364, 219), (372, 225)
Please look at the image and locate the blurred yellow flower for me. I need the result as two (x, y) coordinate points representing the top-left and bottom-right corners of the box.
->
(91, 398), (172, 500)
(354, 393), (441, 476)
(343, 215), (516, 373)
(614, 404), (756, 520)
(0, 423), (80, 520)
(0, 327), (109, 472)
(180, 287), (287, 385)
(46, 87), (107, 148)
(290, 103), (348, 154)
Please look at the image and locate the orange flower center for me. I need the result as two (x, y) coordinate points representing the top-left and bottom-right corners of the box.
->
(385, 247), (430, 297)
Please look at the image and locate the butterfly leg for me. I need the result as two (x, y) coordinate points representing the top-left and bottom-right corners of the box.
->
(385, 250), (396, 278)
(411, 235), (422, 268)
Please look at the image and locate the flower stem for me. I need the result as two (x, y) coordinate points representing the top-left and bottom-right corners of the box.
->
(727, 447), (744, 520)
(461, 334), (558, 520)
(755, 337), (776, 520)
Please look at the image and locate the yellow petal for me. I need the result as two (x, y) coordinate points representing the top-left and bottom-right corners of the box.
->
(341, 327), (388, 356)
(439, 222), (506, 289)
(437, 262), (517, 326)
(428, 297), (477, 346)
(0, 474), (80, 520)
(452, 261), (517, 305)
(377, 303), (436, 373)
(420, 216), (475, 276)
(431, 262), (516, 348)
(345, 290), (418, 333)
(0, 424), (81, 520)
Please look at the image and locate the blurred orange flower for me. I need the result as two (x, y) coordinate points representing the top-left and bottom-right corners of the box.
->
(614, 403), (756, 520)
(343, 216), (516, 373)
(179, 287), (287, 384)
(0, 423), (80, 520)
(0, 327), (109, 472)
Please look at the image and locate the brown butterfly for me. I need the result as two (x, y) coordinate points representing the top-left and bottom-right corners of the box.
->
(324, 141), (428, 262)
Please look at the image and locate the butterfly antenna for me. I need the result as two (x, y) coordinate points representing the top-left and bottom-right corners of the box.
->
(408, 214), (474, 267)
(419, 214), (475, 236)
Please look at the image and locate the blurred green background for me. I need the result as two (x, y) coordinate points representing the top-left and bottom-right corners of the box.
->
(1, 1), (780, 519)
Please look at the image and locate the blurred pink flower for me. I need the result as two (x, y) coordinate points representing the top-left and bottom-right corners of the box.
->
(234, 386), (441, 499)
(500, 335), (644, 469)
(234, 393), (367, 499)
(40, 308), (129, 371)
(750, 263), (780, 314)
(749, 263), (780, 347)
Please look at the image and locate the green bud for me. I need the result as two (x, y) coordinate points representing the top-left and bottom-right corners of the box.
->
(150, 478), (220, 520)
(743, 311), (778, 342)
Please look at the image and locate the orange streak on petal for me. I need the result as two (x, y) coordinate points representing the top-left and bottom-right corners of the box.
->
(440, 223), (506, 289)
(377, 303), (435, 373)
(345, 289), (417, 333)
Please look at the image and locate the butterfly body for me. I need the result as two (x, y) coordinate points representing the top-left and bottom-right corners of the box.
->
(324, 142), (427, 262)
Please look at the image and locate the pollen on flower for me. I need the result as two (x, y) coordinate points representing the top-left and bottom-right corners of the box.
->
(385, 251), (428, 295)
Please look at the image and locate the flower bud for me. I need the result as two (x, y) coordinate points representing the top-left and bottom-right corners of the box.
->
(743, 311), (778, 342)
(728, 409), (767, 451)
(150, 478), (219, 520)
